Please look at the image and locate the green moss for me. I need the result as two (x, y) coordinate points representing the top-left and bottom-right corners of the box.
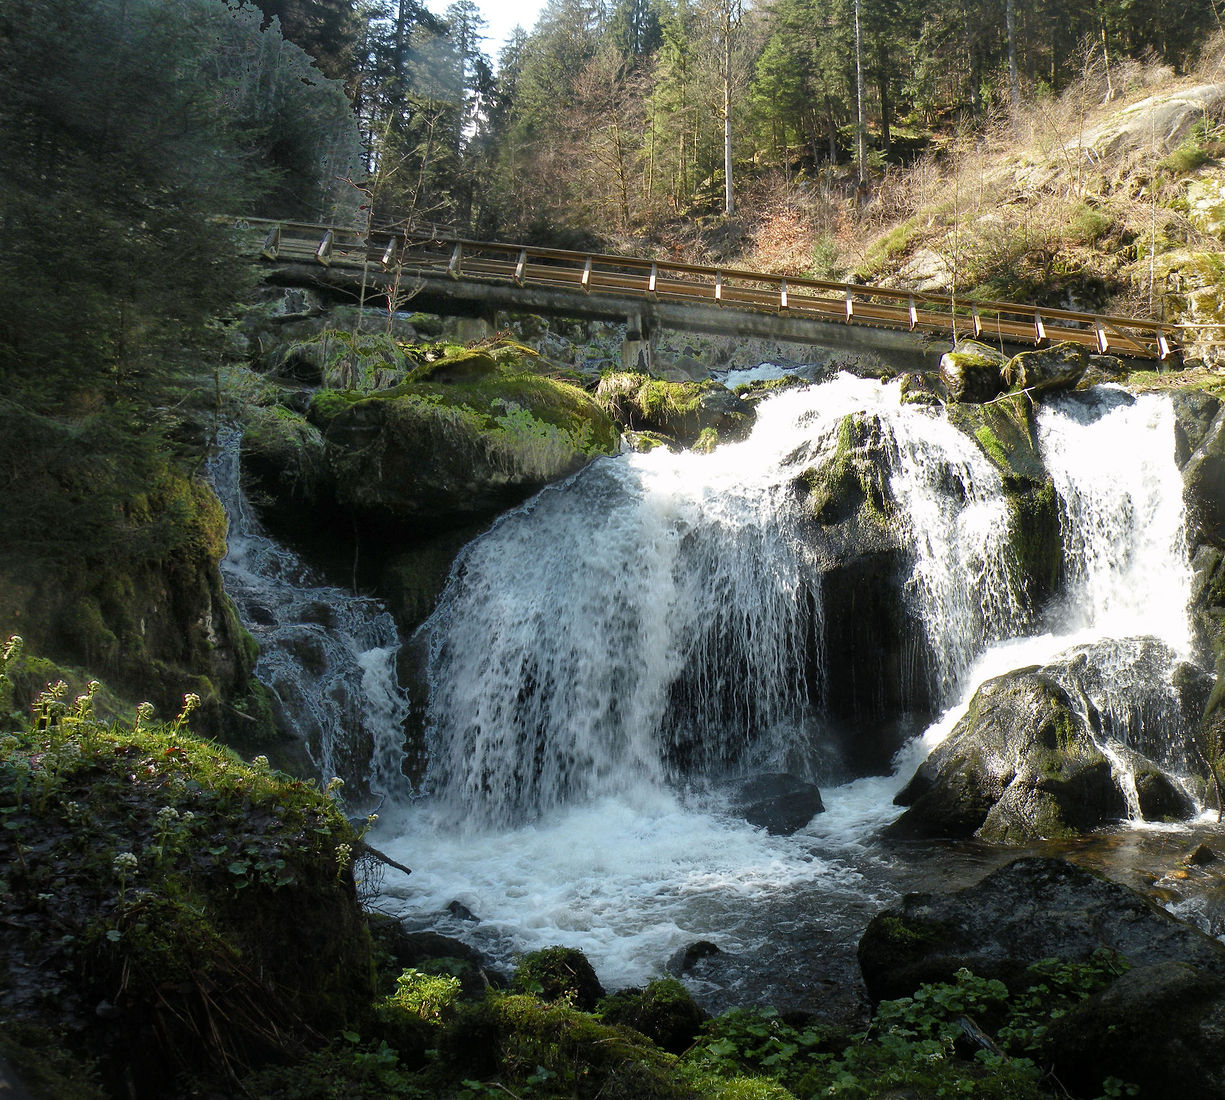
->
(0, 697), (374, 1094)
(513, 946), (605, 1011)
(802, 413), (894, 527)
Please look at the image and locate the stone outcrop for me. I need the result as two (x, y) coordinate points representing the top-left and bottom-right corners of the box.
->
(939, 339), (1008, 403)
(887, 667), (1126, 842)
(857, 856), (1225, 1002)
(858, 856), (1225, 1100)
(888, 637), (1206, 842)
(595, 372), (755, 449)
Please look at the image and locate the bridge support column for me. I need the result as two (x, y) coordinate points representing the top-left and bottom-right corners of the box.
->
(453, 311), (498, 345)
(622, 313), (654, 374)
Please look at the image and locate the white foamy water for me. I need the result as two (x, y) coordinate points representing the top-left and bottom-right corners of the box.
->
(418, 376), (1027, 828)
(379, 377), (1205, 989)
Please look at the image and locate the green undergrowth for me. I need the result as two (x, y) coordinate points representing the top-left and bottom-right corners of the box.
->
(0, 645), (374, 1097)
(234, 949), (1134, 1099)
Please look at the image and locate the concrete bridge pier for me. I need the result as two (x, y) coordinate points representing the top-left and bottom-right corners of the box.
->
(622, 312), (654, 373)
(453, 311), (499, 344)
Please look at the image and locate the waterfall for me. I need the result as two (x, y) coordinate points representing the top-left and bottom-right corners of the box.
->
(419, 376), (1028, 826)
(1034, 389), (1196, 809)
(206, 426), (410, 797)
(1038, 388), (1191, 650)
(374, 374), (1209, 1000)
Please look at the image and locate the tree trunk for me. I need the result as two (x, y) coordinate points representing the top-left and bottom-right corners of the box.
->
(1006, 0), (1021, 107)
(853, 0), (866, 184)
(723, 1), (735, 216)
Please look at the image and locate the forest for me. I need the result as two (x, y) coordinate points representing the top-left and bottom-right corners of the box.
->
(243, 0), (1221, 245)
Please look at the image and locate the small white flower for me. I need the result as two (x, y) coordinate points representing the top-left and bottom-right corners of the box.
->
(112, 852), (139, 875)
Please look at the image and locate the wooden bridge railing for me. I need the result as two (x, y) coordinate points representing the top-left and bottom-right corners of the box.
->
(241, 217), (1176, 361)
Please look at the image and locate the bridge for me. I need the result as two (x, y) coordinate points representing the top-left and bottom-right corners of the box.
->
(241, 218), (1177, 369)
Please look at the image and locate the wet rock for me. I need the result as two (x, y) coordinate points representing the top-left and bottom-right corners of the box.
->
(1001, 341), (1087, 395)
(1168, 390), (1222, 465)
(595, 373), (755, 448)
(1183, 405), (1225, 547)
(666, 940), (722, 976)
(796, 412), (937, 772)
(1041, 960), (1225, 1100)
(888, 668), (1126, 842)
(897, 371), (943, 406)
(1042, 636), (1212, 775)
(733, 773), (824, 835)
(946, 392), (1062, 604)
(890, 637), (1208, 842)
(857, 856), (1225, 1004)
(447, 900), (479, 922)
(939, 339), (1008, 403)
(1185, 843), (1221, 866)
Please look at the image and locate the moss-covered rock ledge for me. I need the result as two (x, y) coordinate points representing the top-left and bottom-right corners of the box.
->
(243, 337), (620, 536)
(0, 657), (374, 1098)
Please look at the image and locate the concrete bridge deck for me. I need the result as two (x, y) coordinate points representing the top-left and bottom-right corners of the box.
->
(240, 218), (1177, 370)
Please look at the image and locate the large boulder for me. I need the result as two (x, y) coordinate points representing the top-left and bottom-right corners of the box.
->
(595, 373), (755, 448)
(889, 637), (1207, 841)
(939, 339), (1008, 403)
(731, 773), (825, 835)
(857, 856), (1225, 1003)
(795, 412), (936, 772)
(1040, 960), (1225, 1100)
(1001, 341), (1087, 396)
(887, 667), (1126, 842)
(308, 351), (620, 533)
(858, 857), (1225, 1100)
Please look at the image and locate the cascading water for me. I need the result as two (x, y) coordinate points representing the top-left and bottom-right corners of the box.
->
(206, 425), (409, 797)
(366, 374), (1206, 1007)
(417, 375), (1027, 828)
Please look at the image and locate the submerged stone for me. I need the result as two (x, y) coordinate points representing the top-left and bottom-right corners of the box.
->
(732, 772), (825, 835)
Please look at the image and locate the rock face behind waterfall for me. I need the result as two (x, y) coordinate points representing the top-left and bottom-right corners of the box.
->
(795, 411), (936, 771)
(889, 637), (1207, 841)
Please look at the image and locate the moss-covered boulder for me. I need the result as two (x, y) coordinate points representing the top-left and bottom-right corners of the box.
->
(938, 339), (1008, 404)
(239, 403), (329, 530)
(1040, 960), (1225, 1100)
(1001, 342), (1088, 395)
(887, 667), (1127, 842)
(308, 347), (619, 533)
(857, 856), (1225, 1004)
(595, 372), (755, 448)
(265, 329), (416, 390)
(0, 456), (273, 752)
(598, 978), (708, 1055)
(513, 947), (606, 1012)
(0, 702), (374, 1098)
